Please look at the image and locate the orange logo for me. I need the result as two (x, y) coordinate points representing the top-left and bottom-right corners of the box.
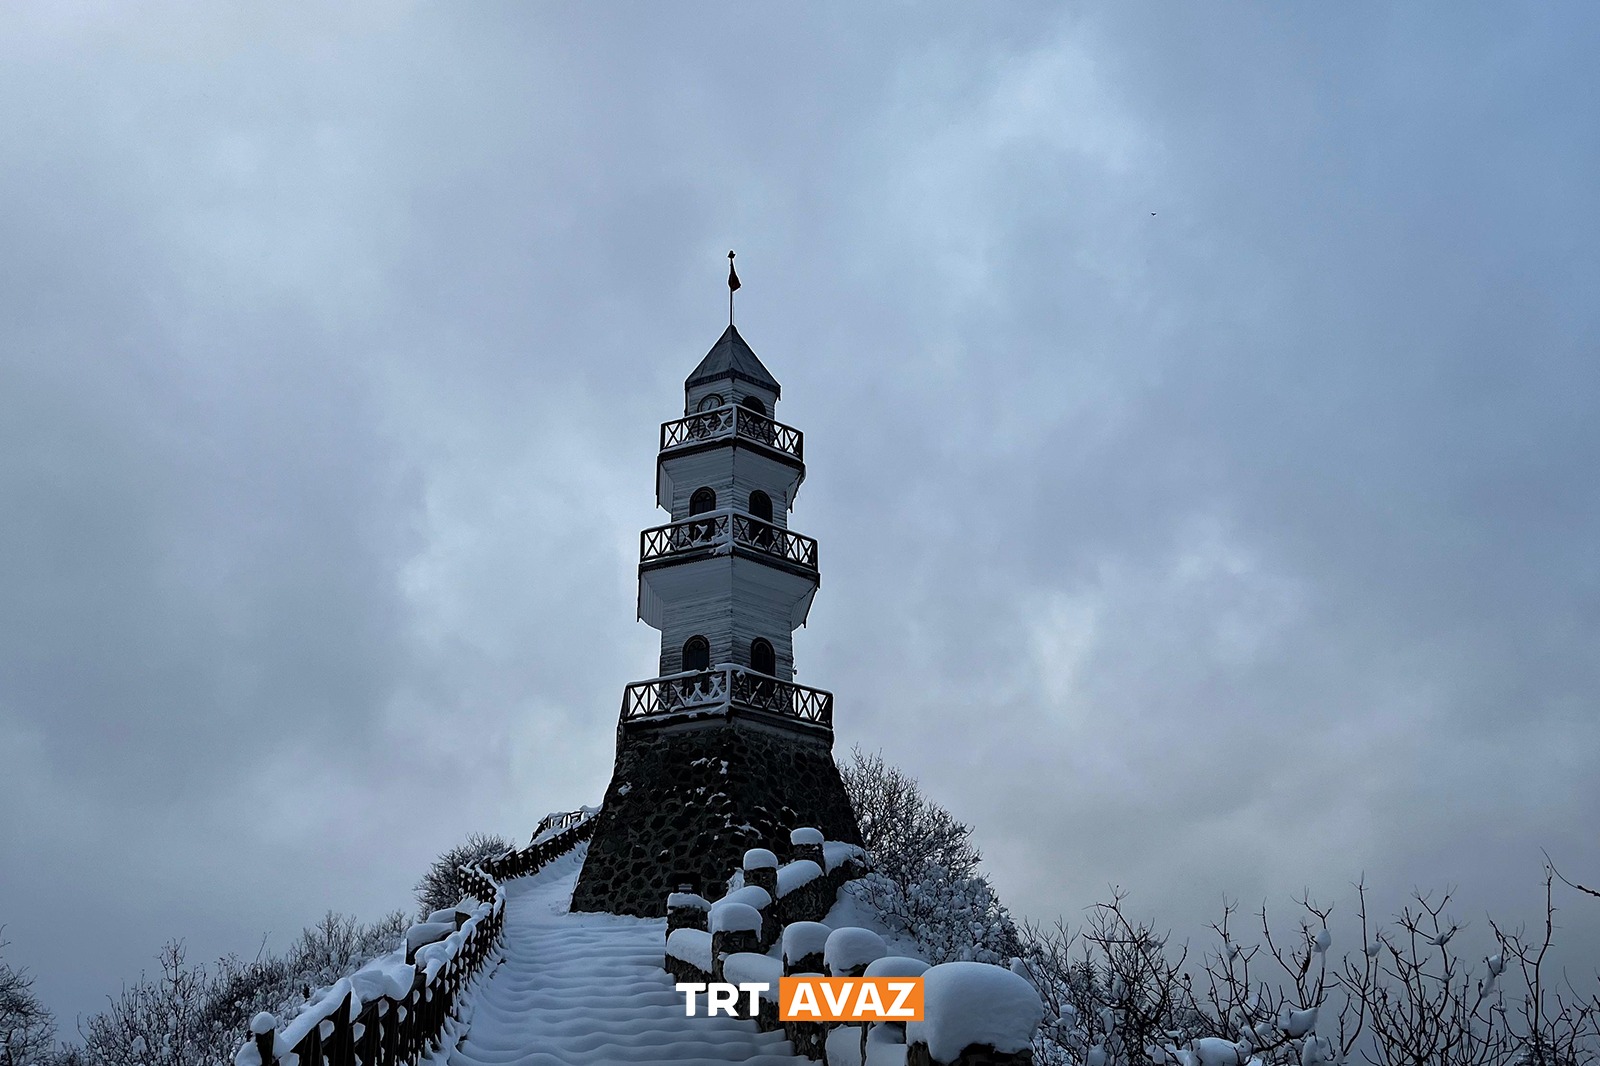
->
(777, 976), (924, 1022)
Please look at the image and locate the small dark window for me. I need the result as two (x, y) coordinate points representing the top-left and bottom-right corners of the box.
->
(689, 487), (717, 515)
(748, 490), (773, 523)
(683, 636), (711, 672)
(750, 638), (776, 675)
(741, 395), (767, 415)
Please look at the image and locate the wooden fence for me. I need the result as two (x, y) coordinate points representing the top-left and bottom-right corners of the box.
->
(239, 814), (597, 1066)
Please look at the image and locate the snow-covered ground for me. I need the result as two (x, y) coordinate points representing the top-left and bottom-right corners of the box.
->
(429, 843), (806, 1066)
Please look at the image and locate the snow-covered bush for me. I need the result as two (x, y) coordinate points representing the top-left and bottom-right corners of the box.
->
(414, 831), (512, 918)
(909, 961), (1043, 1063)
(839, 748), (1021, 966)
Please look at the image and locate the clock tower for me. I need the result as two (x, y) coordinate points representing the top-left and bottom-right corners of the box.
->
(571, 319), (860, 916)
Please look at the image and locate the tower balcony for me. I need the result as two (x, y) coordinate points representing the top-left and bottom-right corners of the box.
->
(660, 404), (803, 462)
(620, 665), (833, 734)
(639, 510), (818, 573)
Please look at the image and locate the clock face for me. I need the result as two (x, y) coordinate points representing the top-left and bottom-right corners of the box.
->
(697, 394), (724, 412)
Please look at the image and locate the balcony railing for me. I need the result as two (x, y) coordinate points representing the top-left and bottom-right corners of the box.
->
(639, 510), (818, 570)
(621, 666), (833, 729)
(660, 405), (803, 462)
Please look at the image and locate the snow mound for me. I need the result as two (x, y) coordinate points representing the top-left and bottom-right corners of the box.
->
(744, 848), (779, 869)
(790, 827), (824, 846)
(715, 885), (773, 912)
(777, 860), (823, 897)
(666, 928), (713, 973)
(710, 902), (763, 935)
(404, 921), (455, 955)
(907, 962), (1042, 1062)
(723, 952), (783, 997)
(782, 921), (833, 966)
(825, 927), (887, 974)
(350, 954), (417, 1002)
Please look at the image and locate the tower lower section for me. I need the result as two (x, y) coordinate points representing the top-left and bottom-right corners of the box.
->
(571, 717), (861, 917)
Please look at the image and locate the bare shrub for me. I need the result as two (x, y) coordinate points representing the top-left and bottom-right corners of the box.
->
(1, 930), (56, 1066)
(414, 832), (512, 918)
(1016, 869), (1600, 1065)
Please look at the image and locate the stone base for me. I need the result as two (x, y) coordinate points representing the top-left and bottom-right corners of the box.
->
(571, 718), (860, 916)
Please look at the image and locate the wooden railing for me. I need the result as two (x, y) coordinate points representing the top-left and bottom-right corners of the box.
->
(639, 511), (818, 570)
(660, 405), (803, 461)
(621, 667), (833, 730)
(529, 805), (597, 844)
(239, 816), (597, 1066)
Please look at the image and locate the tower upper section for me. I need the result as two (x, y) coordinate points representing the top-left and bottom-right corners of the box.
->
(621, 322), (831, 738)
(684, 324), (780, 414)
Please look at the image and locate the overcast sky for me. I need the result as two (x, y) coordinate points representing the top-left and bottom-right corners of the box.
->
(2, 1), (1597, 1036)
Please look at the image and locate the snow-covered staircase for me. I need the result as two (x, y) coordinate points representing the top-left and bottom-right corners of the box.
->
(438, 844), (805, 1066)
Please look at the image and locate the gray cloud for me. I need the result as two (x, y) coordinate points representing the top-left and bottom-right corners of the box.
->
(2, 0), (1596, 1032)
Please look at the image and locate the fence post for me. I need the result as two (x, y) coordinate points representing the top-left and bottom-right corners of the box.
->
(252, 1024), (274, 1066)
(332, 989), (355, 1066)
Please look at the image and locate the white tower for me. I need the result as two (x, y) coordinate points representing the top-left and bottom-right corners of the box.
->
(627, 323), (830, 731)
(572, 274), (857, 917)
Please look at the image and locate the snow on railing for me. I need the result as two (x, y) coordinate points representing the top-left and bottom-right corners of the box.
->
(620, 665), (833, 730)
(529, 805), (599, 845)
(639, 508), (818, 570)
(236, 813), (597, 1066)
(659, 403), (803, 461)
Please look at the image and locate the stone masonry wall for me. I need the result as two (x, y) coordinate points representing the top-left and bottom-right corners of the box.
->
(571, 721), (860, 916)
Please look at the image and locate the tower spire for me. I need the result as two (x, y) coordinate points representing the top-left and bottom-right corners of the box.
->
(727, 250), (741, 325)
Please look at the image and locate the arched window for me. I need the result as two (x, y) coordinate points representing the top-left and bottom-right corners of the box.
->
(682, 636), (710, 672)
(748, 490), (773, 523)
(689, 487), (716, 515)
(750, 638), (775, 675)
(741, 395), (767, 415)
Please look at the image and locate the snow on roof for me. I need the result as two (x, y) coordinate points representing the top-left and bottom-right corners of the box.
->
(743, 847), (779, 869)
(790, 827), (824, 845)
(907, 962), (1043, 1062)
(782, 921), (833, 965)
(777, 859), (823, 897)
(709, 901), (763, 935)
(666, 928), (713, 973)
(825, 926), (887, 974)
(685, 324), (781, 395)
(864, 955), (930, 979)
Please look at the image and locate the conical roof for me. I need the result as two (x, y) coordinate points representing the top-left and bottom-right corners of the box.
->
(685, 325), (780, 396)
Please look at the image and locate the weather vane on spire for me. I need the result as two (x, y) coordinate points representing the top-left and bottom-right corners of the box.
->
(727, 250), (741, 326)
